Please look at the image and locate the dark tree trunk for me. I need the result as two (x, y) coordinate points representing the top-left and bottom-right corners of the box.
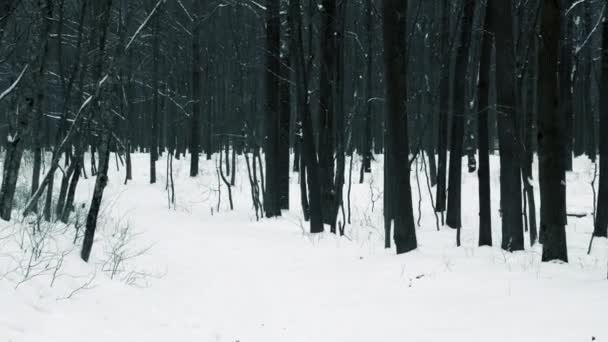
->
(319, 0), (337, 226)
(522, 28), (539, 246)
(593, 9), (608, 238)
(29, 0), (54, 214)
(55, 161), (75, 217)
(80, 0), (114, 262)
(489, 0), (524, 252)
(150, 5), (160, 184)
(477, 3), (492, 247)
(291, 0), (322, 233)
(43, 169), (54, 221)
(583, 3), (596, 163)
(0, 88), (36, 220)
(538, 0), (568, 263)
(360, 0), (373, 183)
(189, 0), (201, 177)
(278, 32), (291, 210)
(61, 143), (84, 223)
(435, 0), (450, 216)
(31, 0), (53, 211)
(263, 0), (281, 218)
(446, 0), (475, 247)
(0, 110), (30, 221)
(288, 0), (306, 216)
(560, 3), (574, 171)
(330, 1), (346, 233)
(383, 0), (417, 254)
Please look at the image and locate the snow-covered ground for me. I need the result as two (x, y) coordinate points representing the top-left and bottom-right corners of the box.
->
(1, 152), (607, 342)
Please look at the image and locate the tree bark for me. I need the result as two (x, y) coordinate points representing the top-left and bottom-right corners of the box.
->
(435, 0), (451, 216)
(189, 0), (201, 177)
(446, 0), (475, 247)
(360, 0), (373, 183)
(150, 3), (161, 184)
(489, 0), (524, 252)
(538, 0), (568, 262)
(383, 0), (417, 254)
(319, 0), (337, 226)
(80, 0), (114, 262)
(477, 3), (492, 247)
(593, 8), (608, 238)
(263, 0), (281, 218)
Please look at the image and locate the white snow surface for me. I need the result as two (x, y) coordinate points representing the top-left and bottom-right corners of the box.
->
(1, 152), (607, 342)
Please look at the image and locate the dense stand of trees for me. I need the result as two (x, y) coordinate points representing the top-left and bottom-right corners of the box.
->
(1, 0), (607, 264)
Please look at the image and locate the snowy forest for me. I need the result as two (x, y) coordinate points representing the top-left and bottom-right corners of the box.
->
(1, 0), (608, 340)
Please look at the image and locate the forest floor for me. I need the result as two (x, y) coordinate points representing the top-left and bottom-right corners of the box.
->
(1, 152), (607, 342)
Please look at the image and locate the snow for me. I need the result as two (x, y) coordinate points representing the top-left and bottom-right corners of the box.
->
(1, 152), (607, 341)
(0, 64), (28, 102)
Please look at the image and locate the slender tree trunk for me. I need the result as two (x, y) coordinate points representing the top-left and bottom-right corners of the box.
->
(80, 0), (114, 262)
(593, 9), (608, 238)
(278, 29), (291, 210)
(190, 0), (201, 177)
(360, 0), (373, 183)
(291, 0), (322, 232)
(561, 3), (574, 171)
(446, 0), (475, 247)
(55, 160), (74, 217)
(523, 29), (539, 246)
(61, 144), (83, 223)
(318, 0), (337, 226)
(29, 0), (54, 214)
(477, 4), (492, 247)
(330, 1), (346, 232)
(150, 4), (160, 184)
(435, 0), (450, 216)
(264, 0), (281, 218)
(583, 2), (596, 163)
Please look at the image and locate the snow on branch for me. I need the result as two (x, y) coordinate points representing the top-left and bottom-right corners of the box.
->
(0, 64), (28, 102)
(248, 0), (266, 11)
(125, 0), (164, 52)
(174, 0), (194, 22)
(574, 4), (605, 55)
(565, 0), (587, 17)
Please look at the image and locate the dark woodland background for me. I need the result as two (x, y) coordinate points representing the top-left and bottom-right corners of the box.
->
(0, 0), (607, 264)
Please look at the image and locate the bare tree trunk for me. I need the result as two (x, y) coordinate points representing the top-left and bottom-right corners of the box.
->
(0, 2), (52, 221)
(80, 0), (114, 262)
(331, 1), (346, 232)
(0, 99), (33, 220)
(489, 0), (524, 252)
(189, 0), (201, 177)
(290, 0), (322, 232)
(538, 0), (568, 262)
(278, 25), (291, 209)
(29, 0), (54, 215)
(523, 29), (539, 246)
(447, 0), (475, 247)
(318, 0), (337, 226)
(263, 0), (281, 218)
(593, 7), (608, 238)
(288, 0), (310, 221)
(435, 0), (451, 217)
(359, 0), (373, 184)
(477, 3), (492, 247)
(383, 0), (417, 254)
(560, 2), (574, 171)
(150, 3), (160, 184)
(61, 144), (82, 223)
